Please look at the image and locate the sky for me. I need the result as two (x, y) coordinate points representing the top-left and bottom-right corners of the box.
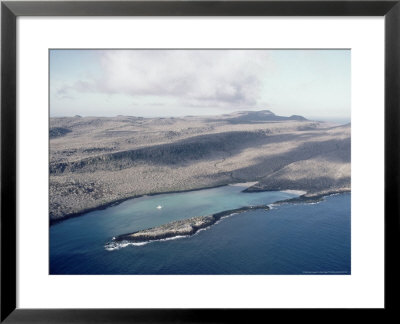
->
(50, 49), (350, 122)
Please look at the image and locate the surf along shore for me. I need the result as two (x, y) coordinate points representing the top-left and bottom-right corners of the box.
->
(104, 186), (349, 249)
(106, 204), (271, 249)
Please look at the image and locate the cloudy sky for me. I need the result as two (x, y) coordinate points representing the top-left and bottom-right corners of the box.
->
(50, 49), (350, 122)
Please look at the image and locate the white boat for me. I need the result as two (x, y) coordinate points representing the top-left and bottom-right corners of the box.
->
(157, 205), (162, 209)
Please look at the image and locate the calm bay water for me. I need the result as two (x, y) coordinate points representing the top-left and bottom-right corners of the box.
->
(50, 185), (350, 274)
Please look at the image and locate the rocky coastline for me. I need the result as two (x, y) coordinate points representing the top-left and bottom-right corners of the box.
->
(106, 188), (351, 247)
(109, 205), (270, 245)
(274, 189), (351, 205)
(244, 187), (351, 205)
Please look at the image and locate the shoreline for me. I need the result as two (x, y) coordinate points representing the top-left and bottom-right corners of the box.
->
(50, 182), (350, 226)
(50, 182), (233, 226)
(274, 189), (351, 206)
(105, 189), (351, 249)
(106, 204), (271, 249)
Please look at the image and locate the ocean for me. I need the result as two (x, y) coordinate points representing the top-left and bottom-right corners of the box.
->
(50, 184), (350, 275)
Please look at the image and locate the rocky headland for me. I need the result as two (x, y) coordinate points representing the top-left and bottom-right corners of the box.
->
(107, 205), (270, 247)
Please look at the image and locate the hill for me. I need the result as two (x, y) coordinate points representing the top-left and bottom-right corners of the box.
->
(49, 111), (350, 222)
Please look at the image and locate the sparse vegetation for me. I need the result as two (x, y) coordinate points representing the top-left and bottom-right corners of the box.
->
(49, 110), (350, 222)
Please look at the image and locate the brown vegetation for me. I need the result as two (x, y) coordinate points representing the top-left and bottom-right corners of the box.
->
(49, 111), (350, 221)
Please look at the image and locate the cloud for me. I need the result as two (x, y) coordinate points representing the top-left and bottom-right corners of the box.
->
(56, 50), (271, 108)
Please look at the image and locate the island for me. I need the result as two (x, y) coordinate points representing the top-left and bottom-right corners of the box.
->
(50, 110), (350, 224)
(107, 205), (270, 246)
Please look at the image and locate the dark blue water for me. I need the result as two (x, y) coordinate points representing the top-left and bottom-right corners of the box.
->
(50, 185), (350, 275)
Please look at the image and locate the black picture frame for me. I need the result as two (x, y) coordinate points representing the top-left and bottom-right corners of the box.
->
(1, 0), (399, 322)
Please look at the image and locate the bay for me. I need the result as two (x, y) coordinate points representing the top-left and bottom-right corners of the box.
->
(50, 184), (350, 275)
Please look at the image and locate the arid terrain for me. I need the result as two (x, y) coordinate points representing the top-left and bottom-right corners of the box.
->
(49, 110), (350, 223)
